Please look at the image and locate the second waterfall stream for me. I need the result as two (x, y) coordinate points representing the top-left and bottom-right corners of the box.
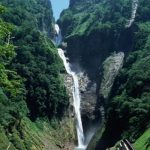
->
(55, 24), (86, 149)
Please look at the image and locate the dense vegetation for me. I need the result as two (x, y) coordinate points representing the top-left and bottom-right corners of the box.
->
(0, 0), (69, 149)
(0, 0), (69, 120)
(104, 21), (150, 148)
(59, 0), (150, 150)
(0, 3), (27, 129)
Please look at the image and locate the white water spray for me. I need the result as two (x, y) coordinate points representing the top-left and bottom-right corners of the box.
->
(54, 24), (85, 149)
(54, 24), (60, 34)
(54, 24), (62, 46)
(126, 0), (139, 28)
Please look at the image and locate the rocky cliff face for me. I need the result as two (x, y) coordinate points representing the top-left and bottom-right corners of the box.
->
(63, 66), (100, 143)
(79, 72), (97, 120)
(100, 52), (125, 100)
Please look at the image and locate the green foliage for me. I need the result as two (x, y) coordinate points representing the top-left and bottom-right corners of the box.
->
(0, 0), (54, 37)
(107, 24), (150, 142)
(0, 5), (5, 13)
(13, 28), (68, 120)
(0, 126), (16, 150)
(59, 0), (131, 37)
(0, 5), (29, 149)
(0, 0), (69, 149)
(134, 129), (150, 150)
(0, 0), (68, 121)
(0, 4), (27, 125)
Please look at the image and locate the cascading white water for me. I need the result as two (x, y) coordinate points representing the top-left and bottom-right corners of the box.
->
(126, 0), (139, 28)
(54, 24), (85, 149)
(54, 24), (62, 46)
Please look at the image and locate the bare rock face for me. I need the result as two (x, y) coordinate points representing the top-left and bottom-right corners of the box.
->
(63, 69), (100, 146)
(100, 52), (125, 100)
(64, 74), (73, 98)
(64, 70), (98, 120)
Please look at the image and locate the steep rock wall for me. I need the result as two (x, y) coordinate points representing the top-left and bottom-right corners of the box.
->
(100, 52), (125, 100)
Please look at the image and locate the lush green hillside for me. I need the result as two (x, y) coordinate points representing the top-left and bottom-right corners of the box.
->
(134, 128), (150, 150)
(59, 0), (134, 78)
(0, 0), (69, 120)
(0, 1), (71, 149)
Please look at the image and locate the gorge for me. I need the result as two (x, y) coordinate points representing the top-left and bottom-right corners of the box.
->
(0, 0), (150, 150)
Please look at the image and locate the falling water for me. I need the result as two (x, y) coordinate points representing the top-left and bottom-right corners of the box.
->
(54, 24), (62, 45)
(126, 0), (139, 28)
(54, 24), (85, 149)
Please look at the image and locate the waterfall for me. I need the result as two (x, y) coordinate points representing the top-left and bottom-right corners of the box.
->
(125, 0), (139, 28)
(54, 24), (62, 46)
(54, 24), (85, 149)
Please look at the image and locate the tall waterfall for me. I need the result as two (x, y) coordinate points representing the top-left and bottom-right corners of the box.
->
(126, 0), (139, 28)
(54, 24), (85, 149)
